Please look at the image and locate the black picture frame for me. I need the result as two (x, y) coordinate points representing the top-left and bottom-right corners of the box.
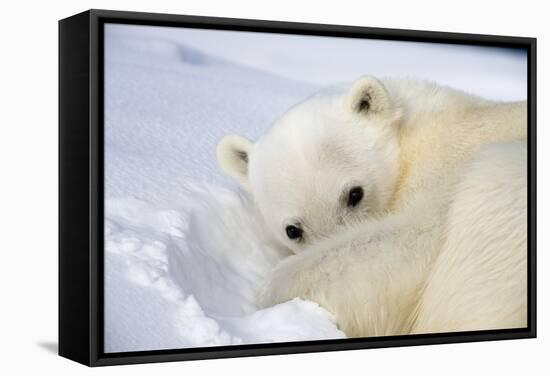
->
(59, 9), (537, 367)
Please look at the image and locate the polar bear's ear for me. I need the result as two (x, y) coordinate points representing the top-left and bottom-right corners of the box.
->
(347, 75), (390, 115)
(217, 134), (253, 190)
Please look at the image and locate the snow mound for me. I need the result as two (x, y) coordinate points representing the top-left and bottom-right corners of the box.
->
(105, 191), (344, 352)
(104, 25), (344, 353)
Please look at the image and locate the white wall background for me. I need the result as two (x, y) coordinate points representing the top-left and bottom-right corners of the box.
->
(0, 0), (547, 374)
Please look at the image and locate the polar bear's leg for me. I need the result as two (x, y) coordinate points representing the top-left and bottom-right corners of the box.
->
(258, 207), (442, 337)
(412, 141), (527, 334)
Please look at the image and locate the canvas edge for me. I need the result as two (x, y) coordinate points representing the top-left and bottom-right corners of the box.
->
(59, 10), (93, 366)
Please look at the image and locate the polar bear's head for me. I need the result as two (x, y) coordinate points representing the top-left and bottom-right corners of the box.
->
(217, 76), (402, 253)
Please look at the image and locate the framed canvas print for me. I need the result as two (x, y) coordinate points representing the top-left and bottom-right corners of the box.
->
(59, 9), (537, 366)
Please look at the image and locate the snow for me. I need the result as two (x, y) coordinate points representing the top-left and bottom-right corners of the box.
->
(107, 24), (527, 101)
(104, 195), (342, 351)
(103, 23), (527, 353)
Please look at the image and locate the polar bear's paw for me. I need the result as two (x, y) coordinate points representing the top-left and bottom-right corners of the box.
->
(256, 252), (324, 309)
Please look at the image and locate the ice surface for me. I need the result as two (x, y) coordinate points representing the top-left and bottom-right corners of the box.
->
(103, 24), (527, 352)
(106, 23), (527, 101)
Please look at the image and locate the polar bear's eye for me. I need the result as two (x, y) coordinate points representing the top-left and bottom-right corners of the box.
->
(347, 186), (364, 207)
(285, 225), (303, 240)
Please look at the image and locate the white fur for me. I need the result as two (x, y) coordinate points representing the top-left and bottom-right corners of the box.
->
(217, 76), (527, 337)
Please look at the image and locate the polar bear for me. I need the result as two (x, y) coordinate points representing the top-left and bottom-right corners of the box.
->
(217, 76), (527, 337)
